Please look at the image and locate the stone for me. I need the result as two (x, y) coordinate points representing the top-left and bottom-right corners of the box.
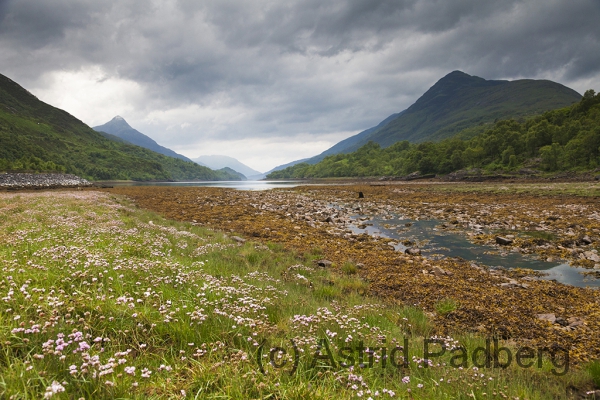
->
(404, 248), (421, 256)
(584, 251), (600, 262)
(554, 317), (568, 326)
(581, 235), (593, 245)
(231, 236), (246, 243)
(536, 313), (556, 323)
(316, 259), (333, 268)
(567, 317), (585, 328)
(495, 236), (513, 245)
(431, 266), (450, 276)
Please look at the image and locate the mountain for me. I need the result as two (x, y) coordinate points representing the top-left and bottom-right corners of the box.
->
(0, 73), (241, 181)
(307, 112), (403, 164)
(342, 71), (582, 151)
(291, 71), (581, 167)
(267, 89), (600, 179)
(261, 158), (311, 179)
(192, 155), (262, 179)
(94, 116), (191, 162)
(218, 167), (247, 181)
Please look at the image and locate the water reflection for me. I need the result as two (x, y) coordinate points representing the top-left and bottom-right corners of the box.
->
(349, 215), (598, 288)
(108, 180), (307, 191)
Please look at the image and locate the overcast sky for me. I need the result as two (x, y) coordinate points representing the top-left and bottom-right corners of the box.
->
(1, 0), (599, 172)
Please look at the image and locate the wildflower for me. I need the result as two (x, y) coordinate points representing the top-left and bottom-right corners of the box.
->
(402, 376), (410, 384)
(43, 381), (65, 399)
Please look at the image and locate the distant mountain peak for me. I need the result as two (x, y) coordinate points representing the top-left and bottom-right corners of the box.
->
(93, 117), (191, 162)
(106, 115), (131, 128)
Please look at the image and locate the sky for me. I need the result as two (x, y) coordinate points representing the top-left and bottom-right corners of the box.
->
(1, 0), (599, 173)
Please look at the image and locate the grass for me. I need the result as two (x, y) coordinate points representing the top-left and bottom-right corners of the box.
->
(0, 190), (598, 399)
(434, 298), (459, 316)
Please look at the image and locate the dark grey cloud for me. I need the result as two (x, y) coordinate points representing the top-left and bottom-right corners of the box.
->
(0, 0), (599, 169)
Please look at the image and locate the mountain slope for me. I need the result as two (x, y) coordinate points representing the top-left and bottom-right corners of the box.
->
(94, 116), (192, 162)
(356, 71), (581, 148)
(192, 155), (261, 178)
(0, 73), (240, 181)
(268, 90), (599, 179)
(306, 112), (403, 164)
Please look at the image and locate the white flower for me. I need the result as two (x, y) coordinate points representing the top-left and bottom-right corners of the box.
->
(44, 381), (65, 398)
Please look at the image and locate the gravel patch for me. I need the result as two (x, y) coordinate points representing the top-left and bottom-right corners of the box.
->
(0, 173), (91, 190)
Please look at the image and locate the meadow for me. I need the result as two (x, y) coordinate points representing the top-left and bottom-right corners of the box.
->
(0, 190), (598, 399)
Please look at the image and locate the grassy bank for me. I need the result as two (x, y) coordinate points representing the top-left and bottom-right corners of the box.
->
(0, 190), (598, 399)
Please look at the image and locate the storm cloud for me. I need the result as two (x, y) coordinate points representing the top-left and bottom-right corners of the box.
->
(1, 0), (598, 171)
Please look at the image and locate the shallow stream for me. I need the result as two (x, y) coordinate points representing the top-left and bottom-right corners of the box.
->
(349, 214), (599, 288)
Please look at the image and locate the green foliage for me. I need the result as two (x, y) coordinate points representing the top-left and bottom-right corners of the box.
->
(0, 74), (240, 181)
(269, 91), (600, 179)
(587, 359), (600, 387)
(434, 298), (459, 316)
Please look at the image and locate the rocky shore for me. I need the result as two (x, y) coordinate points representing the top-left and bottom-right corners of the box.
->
(0, 173), (91, 190)
(107, 183), (600, 363)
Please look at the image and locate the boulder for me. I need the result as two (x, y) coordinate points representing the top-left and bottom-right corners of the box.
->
(536, 313), (556, 323)
(231, 236), (246, 243)
(584, 251), (600, 262)
(496, 236), (513, 245)
(404, 248), (421, 256)
(316, 259), (333, 268)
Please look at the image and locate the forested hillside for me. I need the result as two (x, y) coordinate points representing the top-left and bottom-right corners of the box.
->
(268, 90), (599, 178)
(0, 73), (240, 181)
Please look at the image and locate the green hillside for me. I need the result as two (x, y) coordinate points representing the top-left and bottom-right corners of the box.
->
(268, 90), (599, 178)
(307, 71), (582, 161)
(0, 73), (240, 181)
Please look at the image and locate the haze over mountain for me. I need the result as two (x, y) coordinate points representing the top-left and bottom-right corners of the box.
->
(192, 155), (262, 179)
(0, 73), (241, 181)
(289, 71), (581, 166)
(94, 116), (191, 162)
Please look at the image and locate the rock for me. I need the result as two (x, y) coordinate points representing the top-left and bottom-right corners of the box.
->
(431, 266), (451, 276)
(316, 259), (333, 268)
(231, 236), (246, 243)
(567, 317), (585, 328)
(500, 279), (529, 289)
(584, 251), (600, 262)
(495, 236), (513, 245)
(554, 317), (568, 326)
(0, 172), (91, 189)
(581, 235), (593, 245)
(405, 248), (421, 256)
(537, 313), (556, 323)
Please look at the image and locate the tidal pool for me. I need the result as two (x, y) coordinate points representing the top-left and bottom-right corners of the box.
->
(349, 214), (599, 288)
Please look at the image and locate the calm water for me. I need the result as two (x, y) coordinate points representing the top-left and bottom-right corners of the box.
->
(109, 180), (307, 190)
(349, 215), (599, 288)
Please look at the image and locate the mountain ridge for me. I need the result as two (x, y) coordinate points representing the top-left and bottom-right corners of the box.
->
(192, 155), (262, 179)
(0, 73), (241, 181)
(94, 116), (192, 162)
(279, 71), (582, 168)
